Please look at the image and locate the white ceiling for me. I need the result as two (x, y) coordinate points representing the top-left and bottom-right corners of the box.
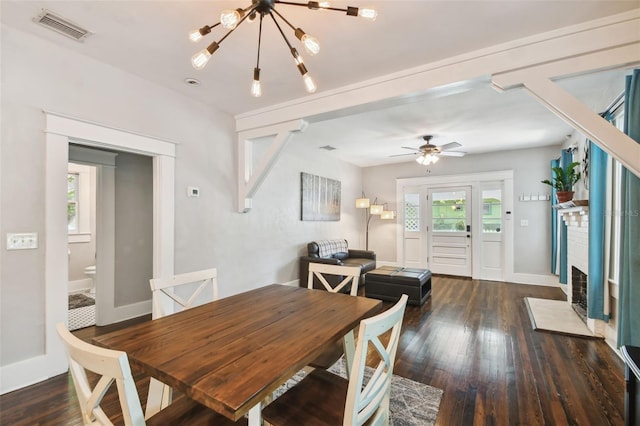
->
(2, 1), (637, 167)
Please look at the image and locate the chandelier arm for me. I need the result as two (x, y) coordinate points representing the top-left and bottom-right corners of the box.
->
(269, 12), (294, 50)
(275, 0), (350, 13)
(270, 7), (297, 32)
(256, 14), (263, 68)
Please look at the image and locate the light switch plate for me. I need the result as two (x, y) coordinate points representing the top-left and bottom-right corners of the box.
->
(7, 233), (38, 250)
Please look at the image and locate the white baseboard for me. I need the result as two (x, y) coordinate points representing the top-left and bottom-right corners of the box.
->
(0, 351), (67, 395)
(508, 273), (559, 287)
(281, 279), (299, 287)
(68, 278), (92, 293)
(96, 300), (151, 326)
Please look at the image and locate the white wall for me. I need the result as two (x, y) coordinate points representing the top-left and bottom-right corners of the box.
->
(362, 145), (561, 275)
(0, 24), (362, 382)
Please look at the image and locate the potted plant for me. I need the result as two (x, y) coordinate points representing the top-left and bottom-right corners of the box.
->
(541, 161), (581, 203)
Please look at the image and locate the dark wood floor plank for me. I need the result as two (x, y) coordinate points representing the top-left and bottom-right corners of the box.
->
(0, 278), (625, 425)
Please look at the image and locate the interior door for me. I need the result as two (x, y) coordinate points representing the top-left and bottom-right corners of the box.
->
(427, 186), (472, 276)
(402, 188), (427, 268)
(479, 185), (504, 281)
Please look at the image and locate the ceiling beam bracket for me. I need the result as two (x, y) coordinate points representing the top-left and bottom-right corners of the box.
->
(237, 119), (308, 213)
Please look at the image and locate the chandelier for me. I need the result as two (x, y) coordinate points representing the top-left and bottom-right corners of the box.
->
(189, 0), (377, 97)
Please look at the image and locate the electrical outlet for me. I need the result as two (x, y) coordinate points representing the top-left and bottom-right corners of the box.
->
(7, 233), (38, 250)
(520, 220), (529, 227)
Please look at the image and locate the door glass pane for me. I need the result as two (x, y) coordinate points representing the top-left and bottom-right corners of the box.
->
(68, 173), (79, 232)
(482, 189), (502, 233)
(404, 193), (420, 231)
(432, 191), (466, 232)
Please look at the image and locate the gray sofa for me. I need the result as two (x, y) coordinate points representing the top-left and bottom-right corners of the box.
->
(299, 239), (376, 292)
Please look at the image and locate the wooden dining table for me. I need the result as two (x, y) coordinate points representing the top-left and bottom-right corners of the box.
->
(92, 284), (382, 425)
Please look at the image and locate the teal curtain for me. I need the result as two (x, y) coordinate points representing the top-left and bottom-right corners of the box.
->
(558, 150), (573, 284)
(618, 69), (640, 347)
(550, 158), (560, 274)
(587, 139), (609, 321)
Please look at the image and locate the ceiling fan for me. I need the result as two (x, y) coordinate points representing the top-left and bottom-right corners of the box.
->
(391, 135), (467, 165)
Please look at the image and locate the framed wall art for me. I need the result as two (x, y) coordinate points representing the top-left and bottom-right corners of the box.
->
(300, 172), (341, 221)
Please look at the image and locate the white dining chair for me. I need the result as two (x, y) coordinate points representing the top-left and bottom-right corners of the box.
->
(55, 323), (243, 426)
(146, 268), (218, 418)
(307, 262), (361, 374)
(262, 294), (409, 426)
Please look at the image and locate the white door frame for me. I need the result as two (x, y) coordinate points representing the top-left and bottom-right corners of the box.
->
(31, 111), (176, 390)
(396, 170), (514, 281)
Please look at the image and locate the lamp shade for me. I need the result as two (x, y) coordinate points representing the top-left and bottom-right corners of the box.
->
(355, 198), (370, 208)
(370, 204), (384, 215)
(381, 210), (396, 220)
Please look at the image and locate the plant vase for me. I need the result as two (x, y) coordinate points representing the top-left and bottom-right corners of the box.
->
(556, 191), (574, 203)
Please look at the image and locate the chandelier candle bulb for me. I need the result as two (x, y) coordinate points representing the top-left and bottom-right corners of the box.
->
(251, 68), (262, 97)
(220, 9), (242, 29)
(358, 8), (378, 21)
(303, 74), (317, 93)
(191, 41), (219, 70)
(294, 28), (320, 55)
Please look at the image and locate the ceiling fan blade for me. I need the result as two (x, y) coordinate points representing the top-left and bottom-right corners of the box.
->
(389, 152), (418, 157)
(401, 146), (420, 151)
(438, 142), (462, 151)
(439, 151), (466, 157)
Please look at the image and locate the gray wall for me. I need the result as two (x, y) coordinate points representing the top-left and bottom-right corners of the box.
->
(114, 152), (153, 306)
(1, 24), (362, 368)
(362, 145), (561, 275)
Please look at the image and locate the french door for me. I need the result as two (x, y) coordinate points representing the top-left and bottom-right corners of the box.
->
(427, 186), (472, 276)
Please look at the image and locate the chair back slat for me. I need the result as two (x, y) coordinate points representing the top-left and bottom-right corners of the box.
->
(150, 268), (218, 318)
(56, 323), (146, 426)
(344, 294), (408, 426)
(307, 263), (360, 296)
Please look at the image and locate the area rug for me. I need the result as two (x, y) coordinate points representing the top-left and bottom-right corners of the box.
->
(273, 357), (443, 425)
(69, 293), (95, 309)
(524, 297), (599, 338)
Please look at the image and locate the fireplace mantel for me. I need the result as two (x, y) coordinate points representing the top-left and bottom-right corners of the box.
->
(558, 206), (589, 228)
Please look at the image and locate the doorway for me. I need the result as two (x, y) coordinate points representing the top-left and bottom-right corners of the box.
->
(397, 170), (514, 281)
(427, 186), (472, 276)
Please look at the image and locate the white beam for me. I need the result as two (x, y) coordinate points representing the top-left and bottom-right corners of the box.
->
(236, 9), (640, 132)
(521, 77), (640, 176)
(237, 119), (308, 212)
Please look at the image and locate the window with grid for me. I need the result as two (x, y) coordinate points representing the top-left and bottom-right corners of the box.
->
(404, 193), (420, 232)
(68, 173), (79, 232)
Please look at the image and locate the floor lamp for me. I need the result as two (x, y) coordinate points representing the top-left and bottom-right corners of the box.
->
(355, 194), (396, 251)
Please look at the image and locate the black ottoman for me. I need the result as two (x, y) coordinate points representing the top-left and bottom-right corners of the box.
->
(365, 266), (432, 306)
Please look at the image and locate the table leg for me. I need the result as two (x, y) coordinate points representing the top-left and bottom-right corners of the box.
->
(248, 402), (262, 426)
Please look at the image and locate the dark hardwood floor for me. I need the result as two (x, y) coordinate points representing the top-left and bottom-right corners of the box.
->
(0, 277), (625, 425)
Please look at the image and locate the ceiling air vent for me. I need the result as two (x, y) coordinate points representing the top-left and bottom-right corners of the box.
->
(319, 145), (337, 151)
(33, 9), (92, 42)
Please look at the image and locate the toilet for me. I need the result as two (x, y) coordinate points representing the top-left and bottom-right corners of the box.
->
(84, 265), (96, 295)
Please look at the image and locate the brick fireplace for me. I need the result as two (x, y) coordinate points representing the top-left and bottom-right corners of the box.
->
(559, 206), (604, 336)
